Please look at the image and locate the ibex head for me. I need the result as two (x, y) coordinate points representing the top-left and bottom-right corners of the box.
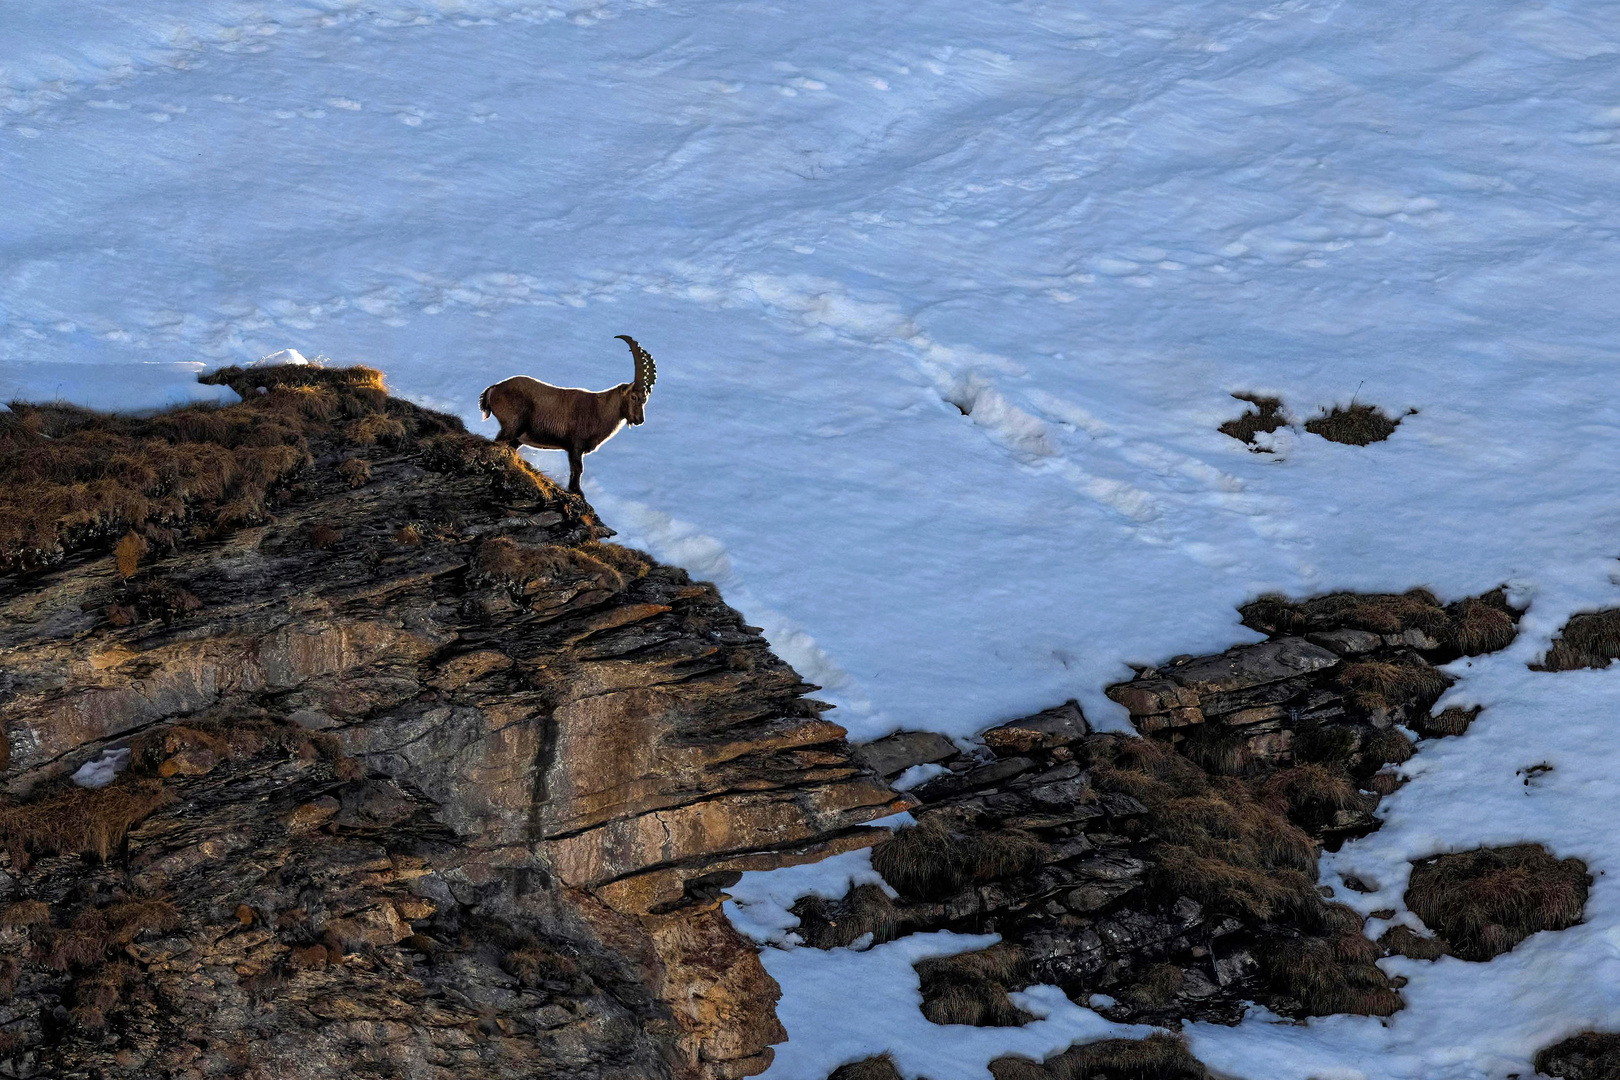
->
(616, 334), (657, 426)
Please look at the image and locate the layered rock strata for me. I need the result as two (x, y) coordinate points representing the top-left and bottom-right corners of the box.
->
(0, 366), (901, 1079)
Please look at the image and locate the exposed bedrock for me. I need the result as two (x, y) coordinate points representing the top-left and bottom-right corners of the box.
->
(0, 366), (901, 1079)
(805, 586), (1529, 1042)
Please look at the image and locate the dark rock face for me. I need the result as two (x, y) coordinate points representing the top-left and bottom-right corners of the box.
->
(1535, 1032), (1620, 1080)
(0, 367), (900, 1080)
(837, 714), (1387, 1028)
(798, 588), (1524, 1040)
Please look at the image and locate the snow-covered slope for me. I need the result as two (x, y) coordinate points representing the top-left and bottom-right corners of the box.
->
(4, 1), (1618, 1077)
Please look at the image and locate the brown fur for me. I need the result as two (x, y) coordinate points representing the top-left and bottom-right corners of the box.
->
(479, 335), (656, 494)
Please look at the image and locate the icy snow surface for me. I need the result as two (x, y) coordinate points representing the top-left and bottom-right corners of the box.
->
(4, 0), (1619, 1076)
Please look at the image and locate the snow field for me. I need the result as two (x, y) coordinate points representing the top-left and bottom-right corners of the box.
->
(5, 0), (1620, 1076)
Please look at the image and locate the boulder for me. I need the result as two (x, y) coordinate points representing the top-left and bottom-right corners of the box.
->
(852, 730), (958, 777)
(1164, 638), (1339, 694)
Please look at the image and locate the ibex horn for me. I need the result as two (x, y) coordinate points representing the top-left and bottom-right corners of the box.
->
(616, 335), (656, 394)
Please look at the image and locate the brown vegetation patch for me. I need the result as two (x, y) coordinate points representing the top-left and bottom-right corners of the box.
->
(989, 1033), (1208, 1080)
(916, 943), (1032, 1027)
(1377, 925), (1446, 961)
(1243, 588), (1448, 638)
(1534, 608), (1620, 671)
(1257, 765), (1370, 835)
(1240, 587), (1519, 659)
(1091, 738), (1320, 924)
(1336, 659), (1448, 716)
(1260, 905), (1399, 1016)
(828, 1055), (904, 1080)
(791, 884), (904, 950)
(1411, 705), (1479, 739)
(1303, 403), (1402, 445)
(1360, 728), (1415, 768)
(0, 901), (50, 928)
(1176, 726), (1255, 777)
(871, 812), (1049, 902)
(0, 779), (171, 867)
(336, 457), (371, 488)
(1218, 394), (1285, 448)
(0, 363), (523, 575)
(416, 432), (571, 510)
(38, 900), (178, 971)
(1119, 962), (1183, 1007)
(1535, 1032), (1620, 1080)
(1447, 594), (1518, 655)
(1405, 844), (1589, 960)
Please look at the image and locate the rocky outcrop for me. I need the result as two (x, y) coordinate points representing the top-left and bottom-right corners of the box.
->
(1535, 1032), (1620, 1080)
(0, 365), (902, 1079)
(792, 587), (1526, 1039)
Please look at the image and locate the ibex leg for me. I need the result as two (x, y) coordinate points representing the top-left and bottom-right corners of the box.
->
(566, 447), (584, 495)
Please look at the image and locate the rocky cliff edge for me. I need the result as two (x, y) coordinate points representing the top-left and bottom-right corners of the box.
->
(0, 363), (904, 1080)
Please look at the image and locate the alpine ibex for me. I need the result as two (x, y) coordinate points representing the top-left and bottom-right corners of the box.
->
(478, 335), (657, 495)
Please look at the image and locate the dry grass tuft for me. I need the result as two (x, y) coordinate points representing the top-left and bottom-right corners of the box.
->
(1406, 844), (1589, 961)
(828, 1054), (904, 1080)
(1240, 588), (1447, 638)
(1446, 594), (1518, 655)
(916, 943), (1032, 1027)
(1412, 705), (1479, 739)
(417, 433), (567, 507)
(1534, 608), (1620, 672)
(1336, 659), (1448, 715)
(394, 524), (423, 546)
(1534, 1031), (1620, 1080)
(0, 779), (172, 868)
(1378, 925), (1446, 961)
(1361, 728), (1415, 768)
(872, 812), (1050, 901)
(113, 530), (145, 579)
(1089, 736), (1321, 922)
(1260, 926), (1400, 1016)
(1120, 962), (1184, 1007)
(0, 901), (51, 928)
(348, 412), (406, 447)
(578, 541), (654, 581)
(39, 900), (178, 971)
(1176, 727), (1255, 777)
(0, 363), (469, 574)
(1239, 587), (1518, 659)
(791, 884), (903, 950)
(989, 1032), (1209, 1080)
(1303, 403), (1401, 445)
(1218, 394), (1286, 447)
(336, 457), (371, 488)
(1257, 764), (1368, 834)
